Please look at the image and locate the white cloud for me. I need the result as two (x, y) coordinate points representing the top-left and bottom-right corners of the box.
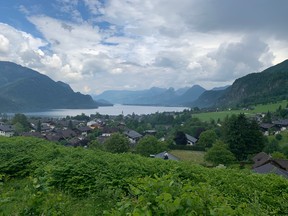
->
(1, 0), (288, 94)
(0, 34), (9, 53)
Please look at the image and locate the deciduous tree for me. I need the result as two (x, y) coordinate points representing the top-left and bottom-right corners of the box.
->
(136, 135), (167, 157)
(104, 133), (130, 153)
(204, 141), (236, 166)
(197, 129), (218, 148)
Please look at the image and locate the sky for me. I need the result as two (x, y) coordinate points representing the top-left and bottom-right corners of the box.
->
(0, 0), (288, 95)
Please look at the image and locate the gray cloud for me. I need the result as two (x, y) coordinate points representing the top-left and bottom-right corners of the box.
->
(203, 35), (275, 81)
(1, 0), (288, 93)
(181, 0), (288, 39)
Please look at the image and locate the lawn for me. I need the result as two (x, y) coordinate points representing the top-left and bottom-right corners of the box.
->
(170, 150), (205, 164)
(268, 130), (288, 147)
(193, 100), (288, 122)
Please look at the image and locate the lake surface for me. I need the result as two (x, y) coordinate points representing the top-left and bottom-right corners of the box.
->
(21, 104), (189, 117)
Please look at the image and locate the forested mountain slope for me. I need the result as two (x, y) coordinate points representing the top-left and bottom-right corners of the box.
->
(0, 61), (98, 112)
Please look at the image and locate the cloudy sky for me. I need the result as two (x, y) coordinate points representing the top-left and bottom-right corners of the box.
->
(0, 0), (287, 94)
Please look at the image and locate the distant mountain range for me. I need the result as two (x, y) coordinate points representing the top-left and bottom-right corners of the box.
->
(0, 61), (105, 112)
(94, 59), (288, 108)
(93, 85), (217, 106)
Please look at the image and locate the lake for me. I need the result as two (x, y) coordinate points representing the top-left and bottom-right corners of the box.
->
(21, 104), (189, 117)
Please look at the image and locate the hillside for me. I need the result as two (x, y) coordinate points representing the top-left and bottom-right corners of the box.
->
(191, 60), (288, 108)
(217, 59), (288, 107)
(0, 61), (99, 112)
(1, 137), (288, 215)
(189, 88), (227, 108)
(93, 85), (206, 106)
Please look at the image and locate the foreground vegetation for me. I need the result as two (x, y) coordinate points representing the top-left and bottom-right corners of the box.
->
(1, 137), (288, 215)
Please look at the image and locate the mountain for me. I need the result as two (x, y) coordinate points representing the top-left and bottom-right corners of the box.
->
(93, 85), (206, 106)
(173, 85), (206, 105)
(217, 60), (288, 107)
(211, 85), (230, 91)
(0, 61), (99, 112)
(191, 60), (288, 108)
(93, 87), (167, 104)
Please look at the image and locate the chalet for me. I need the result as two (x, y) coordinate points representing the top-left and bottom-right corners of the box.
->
(60, 129), (77, 139)
(124, 129), (142, 144)
(259, 123), (277, 135)
(0, 125), (14, 137)
(77, 126), (92, 136)
(252, 152), (288, 178)
(185, 134), (198, 145)
(273, 119), (288, 131)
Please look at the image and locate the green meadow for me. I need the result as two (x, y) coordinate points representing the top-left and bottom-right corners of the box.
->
(193, 100), (288, 122)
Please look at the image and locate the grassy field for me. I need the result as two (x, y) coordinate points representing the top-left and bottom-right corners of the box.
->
(193, 100), (288, 122)
(268, 130), (288, 147)
(170, 150), (205, 164)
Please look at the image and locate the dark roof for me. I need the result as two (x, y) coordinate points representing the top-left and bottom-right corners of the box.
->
(154, 152), (179, 161)
(0, 125), (14, 132)
(124, 130), (142, 139)
(21, 132), (44, 138)
(185, 134), (198, 143)
(77, 126), (92, 132)
(273, 159), (288, 171)
(45, 134), (63, 142)
(259, 123), (275, 130)
(253, 163), (288, 178)
(60, 129), (77, 138)
(252, 152), (271, 168)
(272, 119), (288, 126)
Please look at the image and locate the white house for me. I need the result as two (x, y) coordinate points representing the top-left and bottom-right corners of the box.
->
(0, 125), (14, 137)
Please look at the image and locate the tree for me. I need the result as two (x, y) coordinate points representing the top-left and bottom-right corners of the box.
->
(222, 114), (265, 161)
(36, 120), (41, 132)
(263, 139), (280, 154)
(14, 122), (25, 134)
(197, 129), (218, 148)
(68, 120), (73, 129)
(204, 141), (236, 166)
(271, 152), (287, 159)
(174, 131), (187, 145)
(262, 111), (272, 123)
(12, 113), (31, 132)
(104, 133), (130, 153)
(136, 135), (167, 157)
(89, 139), (104, 150)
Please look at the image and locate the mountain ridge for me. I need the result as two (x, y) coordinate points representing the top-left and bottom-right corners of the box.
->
(93, 85), (207, 106)
(192, 59), (288, 108)
(0, 61), (99, 112)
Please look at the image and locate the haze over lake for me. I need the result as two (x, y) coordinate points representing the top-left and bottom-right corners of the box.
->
(20, 105), (189, 118)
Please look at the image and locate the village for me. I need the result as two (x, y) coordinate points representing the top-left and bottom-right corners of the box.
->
(1, 109), (288, 177)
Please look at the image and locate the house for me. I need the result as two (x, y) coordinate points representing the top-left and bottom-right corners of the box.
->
(153, 151), (179, 161)
(259, 123), (277, 135)
(273, 119), (288, 131)
(60, 129), (77, 139)
(77, 126), (92, 136)
(0, 125), (14, 137)
(144, 130), (157, 136)
(124, 129), (143, 144)
(22, 131), (44, 139)
(185, 134), (198, 145)
(252, 152), (288, 178)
